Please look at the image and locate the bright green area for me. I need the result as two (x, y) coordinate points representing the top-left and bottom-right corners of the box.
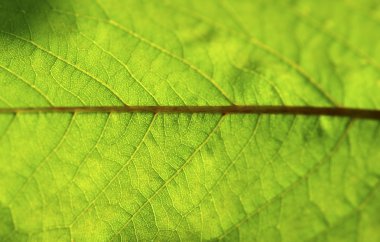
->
(0, 0), (379, 241)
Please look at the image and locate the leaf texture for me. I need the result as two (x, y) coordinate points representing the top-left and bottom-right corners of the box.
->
(0, 0), (379, 241)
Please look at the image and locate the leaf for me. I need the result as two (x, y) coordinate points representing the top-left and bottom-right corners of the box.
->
(0, 0), (379, 241)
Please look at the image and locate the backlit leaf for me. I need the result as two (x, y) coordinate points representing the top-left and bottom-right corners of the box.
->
(0, 0), (379, 241)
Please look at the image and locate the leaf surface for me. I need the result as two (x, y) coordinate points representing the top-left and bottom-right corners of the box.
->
(0, 0), (379, 241)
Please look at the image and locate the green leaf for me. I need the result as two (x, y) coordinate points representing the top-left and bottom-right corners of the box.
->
(0, 0), (379, 241)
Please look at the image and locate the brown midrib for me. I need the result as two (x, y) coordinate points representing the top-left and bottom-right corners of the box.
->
(0, 105), (379, 120)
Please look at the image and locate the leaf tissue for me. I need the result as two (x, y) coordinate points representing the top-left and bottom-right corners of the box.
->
(0, 0), (379, 241)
